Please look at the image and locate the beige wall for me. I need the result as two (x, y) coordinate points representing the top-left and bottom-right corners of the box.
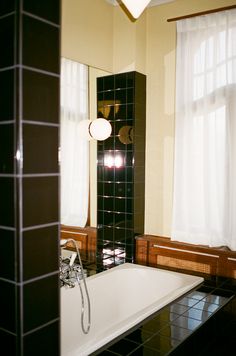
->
(61, 0), (236, 234)
(61, 0), (113, 71)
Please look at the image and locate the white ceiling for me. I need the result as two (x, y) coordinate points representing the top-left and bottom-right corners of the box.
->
(106, 0), (175, 7)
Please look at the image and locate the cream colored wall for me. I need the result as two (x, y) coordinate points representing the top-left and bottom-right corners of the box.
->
(113, 7), (147, 73)
(61, 0), (113, 72)
(145, 0), (236, 237)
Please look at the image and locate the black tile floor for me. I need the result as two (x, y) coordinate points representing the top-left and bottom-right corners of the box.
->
(75, 253), (236, 356)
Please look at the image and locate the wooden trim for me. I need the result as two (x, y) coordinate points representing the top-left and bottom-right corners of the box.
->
(60, 225), (97, 252)
(167, 5), (236, 22)
(135, 235), (236, 278)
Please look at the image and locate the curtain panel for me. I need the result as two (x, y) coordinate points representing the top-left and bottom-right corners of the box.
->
(60, 58), (89, 227)
(172, 9), (236, 250)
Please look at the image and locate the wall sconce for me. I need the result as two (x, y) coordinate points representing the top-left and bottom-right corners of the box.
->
(121, 0), (151, 19)
(78, 118), (112, 141)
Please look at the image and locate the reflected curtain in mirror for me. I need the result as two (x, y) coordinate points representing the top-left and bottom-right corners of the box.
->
(60, 58), (89, 227)
(172, 9), (236, 250)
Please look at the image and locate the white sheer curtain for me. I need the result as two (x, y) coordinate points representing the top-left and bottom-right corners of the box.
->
(172, 10), (236, 250)
(60, 58), (89, 227)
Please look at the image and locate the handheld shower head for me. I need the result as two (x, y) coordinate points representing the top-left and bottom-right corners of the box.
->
(60, 239), (68, 248)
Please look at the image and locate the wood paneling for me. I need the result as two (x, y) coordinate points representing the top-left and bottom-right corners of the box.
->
(136, 235), (236, 279)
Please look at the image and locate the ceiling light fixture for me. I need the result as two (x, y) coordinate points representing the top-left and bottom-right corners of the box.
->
(121, 0), (151, 19)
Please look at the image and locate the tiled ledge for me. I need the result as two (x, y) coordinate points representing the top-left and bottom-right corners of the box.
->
(91, 273), (236, 356)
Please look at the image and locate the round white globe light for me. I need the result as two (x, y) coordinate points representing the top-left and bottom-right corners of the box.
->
(89, 118), (112, 141)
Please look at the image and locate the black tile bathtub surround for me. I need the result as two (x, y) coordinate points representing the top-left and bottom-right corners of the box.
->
(0, 1), (60, 355)
(94, 274), (236, 356)
(97, 72), (146, 264)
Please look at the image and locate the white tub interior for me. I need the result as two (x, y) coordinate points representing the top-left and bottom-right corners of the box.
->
(61, 263), (203, 356)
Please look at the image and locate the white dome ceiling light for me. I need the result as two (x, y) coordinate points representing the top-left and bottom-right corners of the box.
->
(78, 119), (112, 141)
(121, 0), (151, 18)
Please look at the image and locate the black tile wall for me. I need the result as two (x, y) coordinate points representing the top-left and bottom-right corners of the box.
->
(23, 274), (59, 333)
(0, 228), (15, 280)
(97, 72), (146, 265)
(23, 0), (60, 25)
(0, 123), (14, 173)
(0, 14), (15, 68)
(0, 69), (15, 121)
(23, 321), (60, 356)
(0, 1), (60, 354)
(23, 176), (59, 227)
(23, 124), (59, 173)
(22, 15), (59, 73)
(23, 69), (59, 124)
(23, 225), (59, 280)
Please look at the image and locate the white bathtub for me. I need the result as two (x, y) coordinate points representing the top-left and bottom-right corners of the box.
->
(61, 263), (203, 356)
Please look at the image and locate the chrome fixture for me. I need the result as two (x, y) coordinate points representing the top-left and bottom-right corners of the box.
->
(60, 239), (91, 334)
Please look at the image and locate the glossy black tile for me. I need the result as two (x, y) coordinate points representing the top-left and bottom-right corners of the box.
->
(115, 197), (126, 212)
(212, 288), (235, 298)
(169, 304), (190, 315)
(104, 212), (114, 226)
(143, 333), (179, 354)
(0, 123), (14, 173)
(127, 88), (134, 103)
(104, 182), (114, 196)
(115, 89), (126, 104)
(0, 228), (15, 280)
(0, 177), (14, 227)
(127, 72), (134, 87)
(193, 301), (220, 313)
(0, 279), (16, 332)
(115, 167), (125, 182)
(97, 77), (104, 92)
(182, 307), (212, 322)
(23, 124), (59, 174)
(104, 75), (114, 91)
(114, 228), (126, 243)
(0, 69), (14, 121)
(115, 182), (126, 197)
(23, 0), (60, 24)
(202, 294), (229, 305)
(115, 105), (127, 120)
(0, 1), (15, 16)
(171, 315), (202, 331)
(23, 15), (59, 73)
(22, 176), (58, 227)
(23, 225), (59, 280)
(23, 320), (59, 356)
(114, 213), (126, 228)
(23, 274), (59, 332)
(115, 73), (127, 89)
(176, 297), (198, 308)
(0, 329), (16, 356)
(159, 324), (192, 341)
(0, 14), (14, 68)
(23, 69), (59, 124)
(185, 291), (207, 301)
(125, 328), (152, 345)
(129, 345), (164, 356)
(104, 197), (114, 211)
(104, 167), (115, 182)
(127, 104), (134, 120)
(103, 226), (114, 241)
(108, 338), (138, 354)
